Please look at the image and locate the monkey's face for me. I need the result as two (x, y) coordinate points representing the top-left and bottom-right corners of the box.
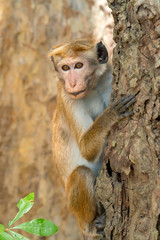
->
(49, 40), (108, 99)
(57, 57), (99, 99)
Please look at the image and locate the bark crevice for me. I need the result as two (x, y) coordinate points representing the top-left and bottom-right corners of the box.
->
(156, 214), (160, 240)
(106, 160), (113, 177)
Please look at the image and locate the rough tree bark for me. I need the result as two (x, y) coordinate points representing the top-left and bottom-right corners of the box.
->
(96, 0), (160, 239)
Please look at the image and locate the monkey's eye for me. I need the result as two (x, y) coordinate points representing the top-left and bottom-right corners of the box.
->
(75, 62), (83, 69)
(62, 65), (70, 71)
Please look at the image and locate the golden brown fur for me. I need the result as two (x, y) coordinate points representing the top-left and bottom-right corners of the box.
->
(50, 39), (136, 239)
(49, 39), (95, 58)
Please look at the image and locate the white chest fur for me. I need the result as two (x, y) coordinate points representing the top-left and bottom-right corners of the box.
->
(83, 71), (112, 120)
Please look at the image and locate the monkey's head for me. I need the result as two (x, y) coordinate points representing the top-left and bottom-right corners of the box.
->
(49, 39), (108, 99)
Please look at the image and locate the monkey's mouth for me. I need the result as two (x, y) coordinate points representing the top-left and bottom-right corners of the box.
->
(69, 89), (86, 97)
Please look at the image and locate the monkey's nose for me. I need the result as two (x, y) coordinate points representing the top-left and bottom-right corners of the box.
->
(69, 79), (77, 88)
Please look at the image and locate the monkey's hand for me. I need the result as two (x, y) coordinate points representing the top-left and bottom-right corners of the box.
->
(111, 94), (136, 118)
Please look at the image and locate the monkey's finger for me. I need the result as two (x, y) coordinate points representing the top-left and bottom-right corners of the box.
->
(114, 95), (134, 105)
(95, 230), (105, 237)
(120, 111), (133, 117)
(118, 97), (136, 113)
(112, 95), (136, 110)
(95, 217), (105, 224)
(95, 214), (106, 229)
(119, 95), (136, 107)
(95, 222), (105, 229)
(95, 213), (106, 222)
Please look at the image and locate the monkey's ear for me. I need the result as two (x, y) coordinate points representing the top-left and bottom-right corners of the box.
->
(50, 55), (54, 62)
(50, 55), (58, 71)
(96, 41), (108, 64)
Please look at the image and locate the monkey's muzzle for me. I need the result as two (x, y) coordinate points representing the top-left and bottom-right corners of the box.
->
(69, 89), (86, 97)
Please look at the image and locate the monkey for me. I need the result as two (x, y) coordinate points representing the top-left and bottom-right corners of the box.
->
(49, 39), (136, 239)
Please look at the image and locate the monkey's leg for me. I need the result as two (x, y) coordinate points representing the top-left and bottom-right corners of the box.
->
(66, 166), (105, 239)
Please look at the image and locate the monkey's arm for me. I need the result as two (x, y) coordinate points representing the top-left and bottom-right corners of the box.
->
(78, 95), (136, 162)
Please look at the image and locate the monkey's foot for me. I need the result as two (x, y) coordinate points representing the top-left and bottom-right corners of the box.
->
(95, 213), (106, 229)
(93, 231), (105, 240)
(83, 231), (105, 240)
(94, 213), (106, 240)
(82, 214), (106, 240)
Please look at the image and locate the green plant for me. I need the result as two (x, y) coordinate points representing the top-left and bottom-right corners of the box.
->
(0, 193), (58, 240)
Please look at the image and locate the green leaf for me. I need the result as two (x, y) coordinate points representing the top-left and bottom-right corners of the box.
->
(10, 231), (30, 240)
(13, 219), (58, 236)
(0, 232), (13, 240)
(8, 193), (34, 228)
(0, 224), (5, 233)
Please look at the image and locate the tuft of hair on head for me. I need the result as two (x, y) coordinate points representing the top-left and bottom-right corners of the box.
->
(48, 39), (95, 59)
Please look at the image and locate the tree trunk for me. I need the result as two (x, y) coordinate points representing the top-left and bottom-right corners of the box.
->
(96, 0), (160, 239)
